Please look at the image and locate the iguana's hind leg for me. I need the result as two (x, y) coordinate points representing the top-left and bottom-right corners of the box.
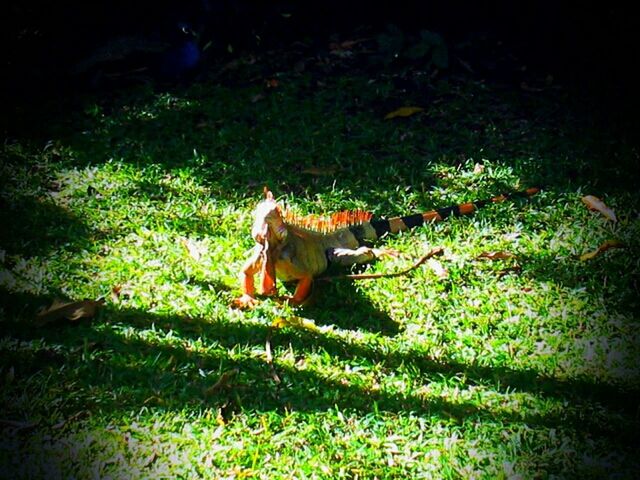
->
(291, 275), (314, 305)
(326, 246), (398, 266)
(274, 259), (315, 305)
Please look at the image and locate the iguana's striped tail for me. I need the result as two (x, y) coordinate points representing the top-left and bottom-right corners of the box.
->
(366, 187), (540, 239)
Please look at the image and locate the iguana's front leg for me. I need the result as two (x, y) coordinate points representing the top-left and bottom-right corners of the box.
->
(326, 246), (398, 266)
(233, 246), (263, 309)
(234, 244), (313, 307)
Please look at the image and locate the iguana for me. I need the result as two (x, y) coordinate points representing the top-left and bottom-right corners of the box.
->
(233, 187), (540, 308)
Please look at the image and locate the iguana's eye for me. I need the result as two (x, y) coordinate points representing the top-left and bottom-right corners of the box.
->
(252, 223), (269, 244)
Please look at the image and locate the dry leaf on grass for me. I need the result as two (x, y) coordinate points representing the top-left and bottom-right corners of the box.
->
(498, 265), (522, 278)
(477, 251), (516, 261)
(52, 411), (87, 430)
(329, 38), (370, 52)
(300, 166), (338, 176)
(427, 258), (448, 278)
(473, 163), (485, 174)
(140, 452), (158, 468)
(111, 285), (122, 303)
(264, 333), (281, 384)
(181, 238), (203, 261)
(272, 316), (318, 332)
(384, 106), (424, 120)
(204, 368), (239, 397)
(36, 298), (105, 326)
(582, 195), (617, 222)
(265, 334), (273, 364)
(580, 240), (625, 261)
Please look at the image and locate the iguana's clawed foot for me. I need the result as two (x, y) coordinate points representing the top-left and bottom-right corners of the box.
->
(232, 294), (259, 310)
(277, 295), (296, 305)
(273, 294), (308, 307)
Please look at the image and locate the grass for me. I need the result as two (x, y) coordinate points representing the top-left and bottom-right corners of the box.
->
(1, 43), (639, 478)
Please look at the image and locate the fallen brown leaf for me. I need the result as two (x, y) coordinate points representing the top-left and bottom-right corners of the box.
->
(204, 368), (239, 397)
(181, 238), (202, 261)
(478, 251), (516, 261)
(141, 452), (158, 468)
(582, 195), (617, 222)
(329, 38), (370, 52)
(111, 285), (122, 303)
(52, 410), (87, 430)
(300, 166), (337, 176)
(384, 106), (424, 120)
(498, 265), (522, 278)
(272, 316), (318, 331)
(264, 332), (281, 384)
(265, 334), (273, 364)
(580, 240), (625, 261)
(36, 298), (104, 326)
(427, 258), (448, 278)
(473, 163), (485, 174)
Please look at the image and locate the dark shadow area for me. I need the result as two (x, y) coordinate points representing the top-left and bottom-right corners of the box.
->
(0, 194), (94, 258)
(299, 279), (400, 336)
(1, 290), (638, 447)
(519, 251), (640, 317)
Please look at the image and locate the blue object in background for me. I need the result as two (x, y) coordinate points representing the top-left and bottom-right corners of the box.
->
(158, 34), (201, 80)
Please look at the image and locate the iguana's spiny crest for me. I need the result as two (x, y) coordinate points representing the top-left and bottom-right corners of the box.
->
(283, 209), (373, 234)
(253, 188), (373, 239)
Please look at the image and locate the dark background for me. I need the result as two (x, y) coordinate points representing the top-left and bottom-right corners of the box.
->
(4, 1), (639, 130)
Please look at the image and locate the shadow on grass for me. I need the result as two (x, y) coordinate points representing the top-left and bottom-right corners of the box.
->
(520, 251), (640, 316)
(0, 195), (94, 258)
(299, 279), (401, 336)
(2, 291), (638, 446)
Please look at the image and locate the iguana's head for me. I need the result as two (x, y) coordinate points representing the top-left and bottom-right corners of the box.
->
(251, 188), (287, 296)
(251, 188), (288, 245)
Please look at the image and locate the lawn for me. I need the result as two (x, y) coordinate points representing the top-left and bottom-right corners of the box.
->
(1, 30), (639, 479)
